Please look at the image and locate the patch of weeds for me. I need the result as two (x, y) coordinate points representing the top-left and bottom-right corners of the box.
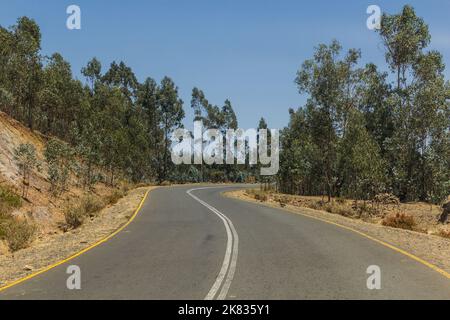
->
(64, 195), (105, 230)
(0, 185), (22, 210)
(3, 218), (36, 252)
(382, 212), (416, 231)
(105, 189), (126, 206)
(437, 229), (450, 239)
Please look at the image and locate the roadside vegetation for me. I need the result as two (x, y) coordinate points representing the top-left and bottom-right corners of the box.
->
(244, 187), (450, 237)
(276, 6), (449, 211)
(63, 186), (129, 231)
(0, 185), (35, 252)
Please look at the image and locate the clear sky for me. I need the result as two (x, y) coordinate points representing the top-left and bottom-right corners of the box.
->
(1, 0), (449, 129)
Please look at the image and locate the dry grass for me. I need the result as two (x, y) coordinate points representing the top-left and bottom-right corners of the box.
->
(381, 213), (416, 231)
(63, 187), (130, 231)
(64, 195), (105, 230)
(437, 229), (450, 239)
(3, 218), (36, 252)
(0, 184), (35, 252)
(241, 188), (444, 235)
(246, 189), (268, 202)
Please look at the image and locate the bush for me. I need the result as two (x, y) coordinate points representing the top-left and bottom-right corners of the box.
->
(64, 195), (105, 229)
(0, 185), (22, 209)
(0, 212), (8, 239)
(82, 196), (104, 217)
(253, 191), (268, 202)
(354, 202), (379, 217)
(105, 189), (125, 206)
(308, 201), (324, 211)
(64, 205), (85, 229)
(382, 213), (416, 230)
(274, 195), (288, 207)
(4, 218), (36, 252)
(438, 229), (450, 239)
(335, 206), (353, 217)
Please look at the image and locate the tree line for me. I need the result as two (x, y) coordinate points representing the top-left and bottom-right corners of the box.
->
(1, 6), (449, 205)
(0, 16), (248, 190)
(278, 6), (450, 204)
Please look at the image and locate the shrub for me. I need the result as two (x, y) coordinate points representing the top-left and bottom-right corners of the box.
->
(335, 206), (353, 217)
(355, 202), (379, 217)
(105, 189), (125, 206)
(0, 213), (8, 239)
(382, 213), (416, 230)
(160, 181), (171, 186)
(4, 218), (36, 252)
(253, 191), (268, 202)
(64, 195), (105, 230)
(308, 201), (324, 211)
(82, 196), (104, 217)
(274, 195), (288, 207)
(438, 229), (450, 239)
(0, 185), (22, 209)
(64, 205), (85, 229)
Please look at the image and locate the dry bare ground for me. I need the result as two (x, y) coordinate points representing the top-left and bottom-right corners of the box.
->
(225, 189), (450, 275)
(0, 187), (154, 287)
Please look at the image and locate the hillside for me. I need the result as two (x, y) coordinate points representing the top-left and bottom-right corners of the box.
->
(0, 111), (129, 255)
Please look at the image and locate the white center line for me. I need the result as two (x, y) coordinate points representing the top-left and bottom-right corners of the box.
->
(187, 187), (239, 300)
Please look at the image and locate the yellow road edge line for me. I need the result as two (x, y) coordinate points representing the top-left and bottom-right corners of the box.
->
(224, 191), (450, 281)
(0, 187), (154, 293)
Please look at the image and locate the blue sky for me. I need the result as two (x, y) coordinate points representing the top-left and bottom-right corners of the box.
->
(1, 0), (449, 129)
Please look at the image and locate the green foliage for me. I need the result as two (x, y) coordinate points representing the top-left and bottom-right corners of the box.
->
(279, 6), (450, 205)
(44, 138), (74, 196)
(0, 8), (448, 204)
(0, 185), (22, 209)
(13, 143), (39, 198)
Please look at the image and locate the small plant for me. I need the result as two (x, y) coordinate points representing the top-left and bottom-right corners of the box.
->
(4, 218), (36, 252)
(438, 229), (450, 239)
(275, 195), (288, 207)
(14, 143), (40, 198)
(355, 202), (379, 217)
(44, 138), (75, 196)
(308, 201), (324, 211)
(105, 189), (125, 206)
(253, 191), (268, 202)
(0, 185), (22, 209)
(64, 205), (85, 229)
(81, 196), (104, 218)
(64, 195), (105, 229)
(382, 212), (416, 230)
(335, 206), (353, 217)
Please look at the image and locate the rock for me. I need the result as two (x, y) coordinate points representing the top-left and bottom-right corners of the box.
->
(23, 265), (34, 271)
(32, 206), (51, 223)
(0, 240), (9, 256)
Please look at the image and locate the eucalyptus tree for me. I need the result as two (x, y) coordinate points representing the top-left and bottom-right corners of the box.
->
(157, 77), (185, 182)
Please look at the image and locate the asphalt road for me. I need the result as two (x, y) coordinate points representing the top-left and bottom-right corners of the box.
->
(1, 185), (449, 300)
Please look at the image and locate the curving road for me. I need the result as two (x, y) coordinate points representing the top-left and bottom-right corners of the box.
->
(1, 185), (449, 300)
